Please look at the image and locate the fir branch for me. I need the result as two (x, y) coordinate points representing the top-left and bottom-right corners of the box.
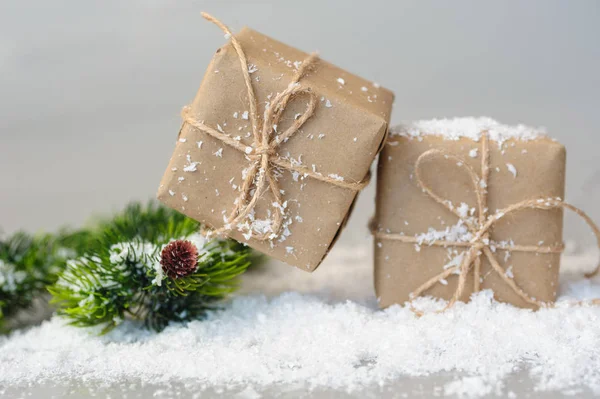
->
(97, 201), (200, 246)
(3, 201), (257, 332)
(0, 232), (71, 331)
(49, 231), (252, 333)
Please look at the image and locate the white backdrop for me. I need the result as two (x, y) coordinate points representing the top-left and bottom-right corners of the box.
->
(1, 0), (599, 246)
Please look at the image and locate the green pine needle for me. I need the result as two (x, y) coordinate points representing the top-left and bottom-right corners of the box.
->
(48, 202), (253, 333)
(0, 231), (72, 331)
(2, 201), (257, 333)
(99, 201), (200, 245)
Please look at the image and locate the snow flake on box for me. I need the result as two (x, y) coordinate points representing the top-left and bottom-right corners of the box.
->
(506, 163), (517, 178)
(184, 155), (199, 172)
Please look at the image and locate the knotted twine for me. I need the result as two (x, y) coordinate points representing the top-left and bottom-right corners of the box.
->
(372, 132), (600, 315)
(181, 13), (369, 241)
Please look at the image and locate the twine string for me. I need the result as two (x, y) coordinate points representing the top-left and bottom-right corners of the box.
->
(373, 132), (600, 315)
(181, 13), (369, 241)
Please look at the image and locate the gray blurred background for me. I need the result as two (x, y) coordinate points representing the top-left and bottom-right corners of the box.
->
(1, 0), (599, 245)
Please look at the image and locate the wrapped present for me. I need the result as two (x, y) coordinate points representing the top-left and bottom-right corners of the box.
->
(372, 118), (600, 312)
(157, 14), (393, 271)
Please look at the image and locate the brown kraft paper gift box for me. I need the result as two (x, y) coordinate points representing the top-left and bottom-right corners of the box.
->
(157, 15), (393, 271)
(372, 118), (566, 309)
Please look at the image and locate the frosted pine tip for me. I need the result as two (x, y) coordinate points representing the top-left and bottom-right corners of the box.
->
(160, 240), (199, 279)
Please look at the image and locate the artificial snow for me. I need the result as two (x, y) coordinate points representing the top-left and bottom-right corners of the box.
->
(416, 220), (473, 245)
(3, 282), (600, 396)
(506, 163), (518, 178)
(391, 117), (546, 142)
(2, 248), (600, 397)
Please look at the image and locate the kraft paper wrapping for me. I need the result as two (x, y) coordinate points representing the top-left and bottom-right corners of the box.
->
(374, 135), (566, 309)
(158, 27), (393, 271)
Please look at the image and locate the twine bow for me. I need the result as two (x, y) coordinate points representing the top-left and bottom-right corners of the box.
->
(181, 13), (369, 241)
(373, 132), (600, 315)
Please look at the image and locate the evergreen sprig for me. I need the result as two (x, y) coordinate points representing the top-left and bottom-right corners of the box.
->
(0, 232), (73, 331)
(97, 201), (200, 245)
(49, 202), (252, 333)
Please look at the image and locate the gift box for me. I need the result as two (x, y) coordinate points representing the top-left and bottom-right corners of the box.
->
(158, 14), (393, 271)
(372, 118), (567, 310)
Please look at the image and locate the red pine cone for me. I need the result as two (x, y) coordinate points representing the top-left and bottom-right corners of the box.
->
(160, 240), (199, 279)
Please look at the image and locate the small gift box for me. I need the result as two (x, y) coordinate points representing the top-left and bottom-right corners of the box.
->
(372, 118), (568, 310)
(158, 14), (393, 271)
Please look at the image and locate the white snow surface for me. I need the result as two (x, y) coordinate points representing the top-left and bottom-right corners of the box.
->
(1, 248), (600, 397)
(391, 117), (546, 141)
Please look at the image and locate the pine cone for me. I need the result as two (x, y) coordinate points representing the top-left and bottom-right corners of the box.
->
(160, 240), (198, 279)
